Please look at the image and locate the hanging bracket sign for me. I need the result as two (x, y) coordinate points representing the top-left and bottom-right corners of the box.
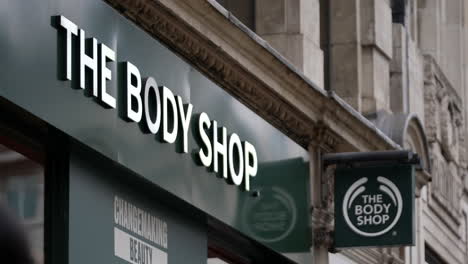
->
(324, 151), (417, 248)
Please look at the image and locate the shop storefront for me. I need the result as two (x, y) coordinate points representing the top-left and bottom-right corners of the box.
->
(0, 0), (312, 263)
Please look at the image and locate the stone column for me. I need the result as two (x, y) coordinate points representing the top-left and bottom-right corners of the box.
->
(442, 0), (464, 95)
(418, 0), (441, 65)
(329, 0), (363, 111)
(308, 126), (341, 264)
(327, 0), (392, 114)
(390, 23), (408, 113)
(255, 0), (324, 89)
(359, 0), (393, 114)
(309, 146), (330, 264)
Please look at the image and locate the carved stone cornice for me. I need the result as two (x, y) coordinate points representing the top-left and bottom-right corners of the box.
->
(312, 164), (336, 250)
(423, 55), (463, 108)
(423, 77), (438, 143)
(311, 122), (342, 152)
(104, 0), (316, 148)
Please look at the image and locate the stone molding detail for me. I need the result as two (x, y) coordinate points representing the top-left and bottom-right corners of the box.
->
(322, 164), (336, 210)
(423, 54), (466, 230)
(310, 126), (340, 250)
(423, 80), (438, 142)
(308, 125), (341, 250)
(459, 130), (467, 169)
(312, 160), (341, 252)
(312, 207), (334, 250)
(312, 162), (336, 250)
(104, 0), (317, 148)
(311, 122), (342, 152)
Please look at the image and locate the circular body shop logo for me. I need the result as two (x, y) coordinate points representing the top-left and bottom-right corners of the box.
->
(243, 187), (297, 243)
(342, 176), (403, 237)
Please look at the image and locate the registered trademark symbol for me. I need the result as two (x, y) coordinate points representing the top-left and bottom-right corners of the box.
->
(392, 231), (397, 236)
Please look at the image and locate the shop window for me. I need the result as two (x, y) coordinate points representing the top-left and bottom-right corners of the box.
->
(0, 139), (44, 264)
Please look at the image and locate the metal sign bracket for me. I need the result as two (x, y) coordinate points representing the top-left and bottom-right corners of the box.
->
(323, 150), (421, 169)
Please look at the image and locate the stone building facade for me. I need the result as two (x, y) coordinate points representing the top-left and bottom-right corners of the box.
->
(106, 0), (468, 263)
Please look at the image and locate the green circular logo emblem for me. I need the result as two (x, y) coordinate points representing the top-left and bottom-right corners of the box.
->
(343, 176), (402, 237)
(243, 187), (296, 243)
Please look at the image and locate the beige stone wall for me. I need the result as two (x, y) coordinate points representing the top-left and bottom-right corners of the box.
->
(407, 37), (425, 125)
(256, 0), (324, 88)
(360, 0), (393, 114)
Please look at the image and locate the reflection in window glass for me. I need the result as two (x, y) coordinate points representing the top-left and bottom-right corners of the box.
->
(0, 143), (44, 264)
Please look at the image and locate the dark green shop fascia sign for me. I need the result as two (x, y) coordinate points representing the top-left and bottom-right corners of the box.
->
(334, 164), (415, 248)
(56, 15), (258, 192)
